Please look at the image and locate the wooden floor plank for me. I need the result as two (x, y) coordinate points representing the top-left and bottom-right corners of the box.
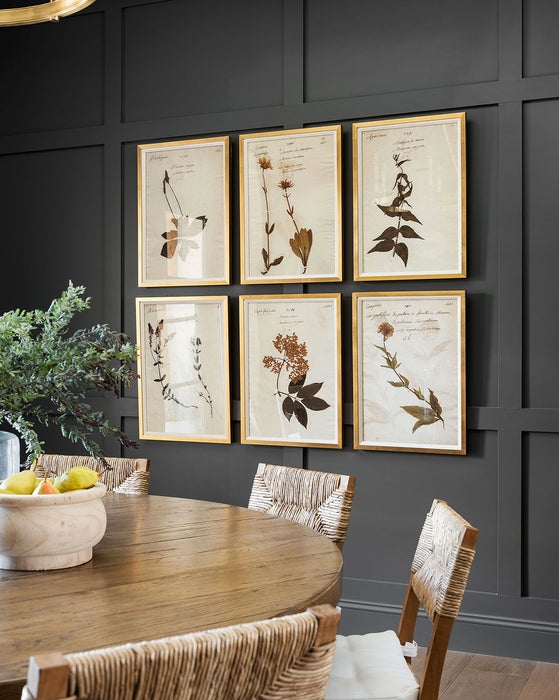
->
(440, 666), (529, 700)
(464, 653), (536, 678)
(376, 645), (559, 698)
(412, 647), (473, 692)
(518, 661), (559, 700)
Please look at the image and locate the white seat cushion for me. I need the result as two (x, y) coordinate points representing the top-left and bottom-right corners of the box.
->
(325, 629), (419, 700)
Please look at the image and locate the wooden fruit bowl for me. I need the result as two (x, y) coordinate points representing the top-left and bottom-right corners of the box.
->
(0, 482), (107, 570)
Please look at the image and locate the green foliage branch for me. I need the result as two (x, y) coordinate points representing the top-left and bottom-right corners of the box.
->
(0, 281), (138, 463)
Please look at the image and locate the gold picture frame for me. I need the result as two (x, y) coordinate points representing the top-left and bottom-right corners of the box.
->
(240, 293), (342, 448)
(239, 125), (342, 284)
(353, 290), (466, 454)
(353, 112), (466, 281)
(138, 136), (230, 286)
(136, 296), (230, 443)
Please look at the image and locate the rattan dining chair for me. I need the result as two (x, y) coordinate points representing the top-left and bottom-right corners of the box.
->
(248, 463), (356, 551)
(22, 604), (340, 700)
(32, 454), (150, 494)
(325, 498), (478, 700)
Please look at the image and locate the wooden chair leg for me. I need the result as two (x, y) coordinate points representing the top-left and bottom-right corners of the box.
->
(418, 615), (455, 700)
(397, 579), (420, 666)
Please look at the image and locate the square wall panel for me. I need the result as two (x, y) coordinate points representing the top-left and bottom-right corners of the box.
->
(524, 99), (559, 408)
(524, 433), (559, 600)
(123, 1), (284, 122)
(0, 146), (104, 319)
(0, 13), (104, 135)
(304, 0), (498, 102)
(523, 0), (559, 77)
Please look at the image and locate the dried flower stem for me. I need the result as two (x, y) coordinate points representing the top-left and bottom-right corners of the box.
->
(376, 322), (444, 433)
(148, 321), (196, 410)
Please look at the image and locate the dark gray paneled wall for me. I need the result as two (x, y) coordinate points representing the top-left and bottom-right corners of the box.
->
(0, 0), (558, 662)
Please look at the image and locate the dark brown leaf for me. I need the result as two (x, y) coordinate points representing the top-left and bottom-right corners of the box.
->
(368, 239), (395, 254)
(282, 395), (295, 421)
(400, 225), (423, 239)
(302, 396), (330, 411)
(374, 226), (399, 241)
(400, 210), (421, 224)
(160, 239), (178, 258)
(296, 382), (323, 399)
(377, 204), (401, 217)
(293, 401), (308, 428)
(395, 242), (409, 266)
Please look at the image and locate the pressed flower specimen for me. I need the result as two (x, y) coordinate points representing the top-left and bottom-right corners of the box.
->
(160, 170), (208, 261)
(258, 156), (284, 274)
(368, 154), (423, 267)
(190, 336), (213, 417)
(262, 332), (329, 428)
(279, 177), (313, 274)
(375, 322), (444, 433)
(147, 319), (197, 410)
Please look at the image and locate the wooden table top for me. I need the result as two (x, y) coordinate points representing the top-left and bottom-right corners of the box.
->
(0, 492), (343, 695)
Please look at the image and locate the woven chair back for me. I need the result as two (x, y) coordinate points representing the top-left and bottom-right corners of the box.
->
(33, 454), (150, 494)
(22, 605), (339, 700)
(248, 463), (355, 550)
(410, 499), (477, 621)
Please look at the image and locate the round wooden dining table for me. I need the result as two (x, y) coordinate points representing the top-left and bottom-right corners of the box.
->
(0, 492), (343, 698)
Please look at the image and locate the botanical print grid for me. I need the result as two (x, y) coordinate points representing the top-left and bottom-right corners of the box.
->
(242, 127), (340, 282)
(139, 138), (228, 285)
(242, 296), (340, 446)
(356, 293), (464, 452)
(355, 115), (464, 279)
(138, 298), (229, 442)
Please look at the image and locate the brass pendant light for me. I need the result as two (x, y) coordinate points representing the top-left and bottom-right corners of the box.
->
(0, 0), (96, 27)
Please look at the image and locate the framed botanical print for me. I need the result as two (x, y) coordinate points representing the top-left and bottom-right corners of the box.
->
(138, 136), (230, 286)
(353, 291), (466, 454)
(136, 296), (230, 443)
(240, 294), (342, 448)
(239, 125), (342, 283)
(353, 112), (466, 281)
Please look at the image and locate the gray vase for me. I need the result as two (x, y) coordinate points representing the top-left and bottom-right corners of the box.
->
(0, 431), (20, 482)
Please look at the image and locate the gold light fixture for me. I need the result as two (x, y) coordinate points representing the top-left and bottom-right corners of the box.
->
(0, 0), (96, 27)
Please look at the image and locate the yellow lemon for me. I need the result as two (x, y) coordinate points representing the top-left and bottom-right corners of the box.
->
(1, 469), (38, 494)
(54, 465), (100, 493)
